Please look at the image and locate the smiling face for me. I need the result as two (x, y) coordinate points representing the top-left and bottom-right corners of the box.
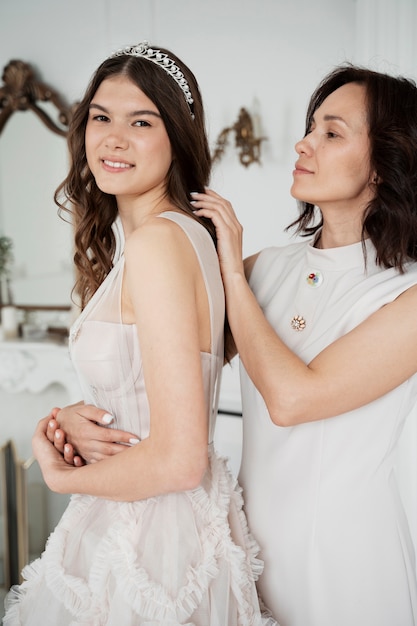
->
(291, 82), (375, 220)
(85, 75), (173, 209)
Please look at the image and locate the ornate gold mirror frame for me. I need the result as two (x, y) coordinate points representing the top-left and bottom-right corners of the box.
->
(0, 59), (72, 137)
(0, 60), (74, 321)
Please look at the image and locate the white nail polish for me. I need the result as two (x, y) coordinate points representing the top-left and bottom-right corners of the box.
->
(102, 413), (114, 424)
(129, 438), (140, 445)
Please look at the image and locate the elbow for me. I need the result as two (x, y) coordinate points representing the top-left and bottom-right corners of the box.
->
(264, 390), (308, 427)
(168, 448), (209, 492)
(268, 408), (294, 427)
(179, 465), (208, 491)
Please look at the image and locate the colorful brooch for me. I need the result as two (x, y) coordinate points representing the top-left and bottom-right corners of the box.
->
(306, 270), (323, 287)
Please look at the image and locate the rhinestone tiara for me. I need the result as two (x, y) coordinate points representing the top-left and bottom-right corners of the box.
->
(110, 41), (194, 117)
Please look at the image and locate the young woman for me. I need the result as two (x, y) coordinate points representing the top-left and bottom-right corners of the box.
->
(3, 43), (276, 626)
(192, 65), (417, 625)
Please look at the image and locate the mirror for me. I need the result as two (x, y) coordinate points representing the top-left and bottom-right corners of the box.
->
(0, 60), (74, 308)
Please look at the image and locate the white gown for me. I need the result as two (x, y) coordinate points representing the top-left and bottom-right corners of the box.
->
(4, 212), (276, 626)
(239, 237), (417, 626)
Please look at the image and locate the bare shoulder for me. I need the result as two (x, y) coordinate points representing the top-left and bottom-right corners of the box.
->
(367, 282), (417, 335)
(125, 214), (183, 247)
(124, 214), (193, 264)
(244, 252), (261, 280)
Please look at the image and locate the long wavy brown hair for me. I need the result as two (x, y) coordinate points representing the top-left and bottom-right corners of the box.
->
(287, 64), (417, 271)
(55, 46), (213, 309)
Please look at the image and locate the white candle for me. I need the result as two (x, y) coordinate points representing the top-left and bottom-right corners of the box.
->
(1, 305), (18, 339)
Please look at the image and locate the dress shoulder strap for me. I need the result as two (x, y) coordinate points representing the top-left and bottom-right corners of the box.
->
(157, 212), (225, 358)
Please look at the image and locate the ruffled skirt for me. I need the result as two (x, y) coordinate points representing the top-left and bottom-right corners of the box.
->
(3, 450), (277, 625)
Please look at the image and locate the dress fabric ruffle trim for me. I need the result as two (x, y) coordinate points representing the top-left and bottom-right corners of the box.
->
(3, 451), (278, 626)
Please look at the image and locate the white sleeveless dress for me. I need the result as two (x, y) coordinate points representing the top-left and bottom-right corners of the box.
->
(4, 212), (277, 626)
(239, 237), (417, 626)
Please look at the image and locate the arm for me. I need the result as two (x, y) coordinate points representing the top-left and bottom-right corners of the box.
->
(33, 218), (210, 500)
(192, 189), (417, 426)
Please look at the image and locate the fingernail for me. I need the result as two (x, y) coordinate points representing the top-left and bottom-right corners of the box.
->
(102, 413), (114, 424)
(129, 438), (140, 445)
(55, 431), (61, 439)
(49, 420), (55, 428)
(64, 444), (71, 453)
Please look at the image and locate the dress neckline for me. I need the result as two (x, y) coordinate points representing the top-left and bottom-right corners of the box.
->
(307, 237), (374, 271)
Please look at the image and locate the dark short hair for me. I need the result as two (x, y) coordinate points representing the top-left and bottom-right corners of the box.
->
(288, 63), (417, 271)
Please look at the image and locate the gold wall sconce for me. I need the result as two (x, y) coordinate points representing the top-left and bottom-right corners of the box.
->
(212, 107), (267, 168)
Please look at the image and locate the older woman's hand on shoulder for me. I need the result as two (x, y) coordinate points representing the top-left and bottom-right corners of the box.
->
(192, 189), (246, 282)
